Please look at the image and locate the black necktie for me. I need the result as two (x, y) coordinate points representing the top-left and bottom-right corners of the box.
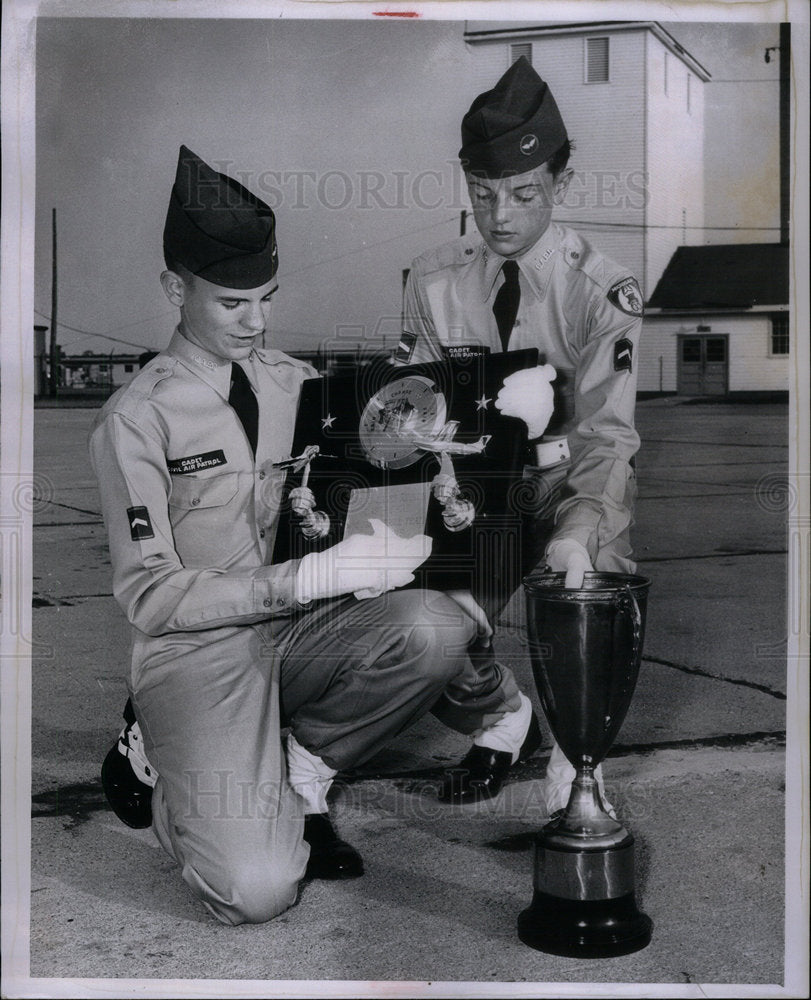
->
(228, 362), (258, 456)
(492, 260), (521, 352)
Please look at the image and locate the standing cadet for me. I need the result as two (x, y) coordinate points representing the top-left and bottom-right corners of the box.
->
(402, 57), (643, 812)
(91, 146), (482, 925)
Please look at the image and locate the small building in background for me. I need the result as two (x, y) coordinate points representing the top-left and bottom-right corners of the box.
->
(36, 348), (143, 398)
(641, 243), (789, 397)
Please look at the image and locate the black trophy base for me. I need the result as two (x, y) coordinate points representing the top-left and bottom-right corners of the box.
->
(517, 890), (652, 958)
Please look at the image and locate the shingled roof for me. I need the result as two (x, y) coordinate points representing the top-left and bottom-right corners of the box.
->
(648, 244), (789, 310)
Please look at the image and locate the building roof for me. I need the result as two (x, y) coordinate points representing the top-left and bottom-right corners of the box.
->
(647, 243), (789, 310)
(463, 21), (711, 81)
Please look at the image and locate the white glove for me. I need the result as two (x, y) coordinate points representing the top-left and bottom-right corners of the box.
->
(546, 537), (593, 589)
(495, 364), (556, 439)
(295, 519), (432, 602)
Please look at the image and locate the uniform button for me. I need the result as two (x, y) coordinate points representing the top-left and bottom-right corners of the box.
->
(465, 248), (473, 255)
(259, 528), (266, 539)
(154, 367), (166, 373)
(263, 598), (272, 608)
(276, 597), (286, 607)
(191, 497), (200, 506)
(514, 320), (521, 327)
(258, 471), (266, 480)
(570, 251), (580, 260)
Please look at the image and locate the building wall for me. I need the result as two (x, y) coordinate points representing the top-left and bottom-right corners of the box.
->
(645, 34), (705, 298)
(111, 361), (138, 387)
(639, 313), (790, 392)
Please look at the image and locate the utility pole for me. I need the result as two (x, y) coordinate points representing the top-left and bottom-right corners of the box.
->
(779, 23), (790, 246)
(49, 208), (59, 396)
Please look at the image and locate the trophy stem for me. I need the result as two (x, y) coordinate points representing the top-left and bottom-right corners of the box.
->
(553, 761), (625, 844)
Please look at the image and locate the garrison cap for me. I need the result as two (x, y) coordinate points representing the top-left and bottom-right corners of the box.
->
(163, 145), (278, 289)
(459, 57), (568, 177)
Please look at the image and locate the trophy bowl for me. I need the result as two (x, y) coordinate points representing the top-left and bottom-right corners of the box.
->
(518, 570), (653, 958)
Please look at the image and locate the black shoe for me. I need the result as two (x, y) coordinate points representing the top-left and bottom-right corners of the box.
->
(100, 698), (155, 829)
(303, 813), (364, 880)
(438, 711), (543, 805)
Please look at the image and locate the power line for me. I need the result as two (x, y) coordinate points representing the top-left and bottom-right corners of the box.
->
(562, 220), (781, 231)
(33, 309), (161, 350)
(278, 214), (459, 280)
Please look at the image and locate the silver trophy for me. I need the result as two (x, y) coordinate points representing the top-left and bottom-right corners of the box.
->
(518, 570), (653, 958)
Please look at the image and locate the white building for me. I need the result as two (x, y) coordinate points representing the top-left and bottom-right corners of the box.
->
(642, 243), (789, 395)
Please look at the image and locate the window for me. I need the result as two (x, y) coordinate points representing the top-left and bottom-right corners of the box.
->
(586, 37), (609, 83)
(770, 314), (789, 355)
(705, 338), (726, 363)
(681, 338), (701, 363)
(511, 43), (532, 66)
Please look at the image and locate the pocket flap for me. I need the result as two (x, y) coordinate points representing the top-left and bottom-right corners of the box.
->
(169, 472), (239, 510)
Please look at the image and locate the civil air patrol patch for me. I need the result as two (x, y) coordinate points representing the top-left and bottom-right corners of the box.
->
(614, 338), (634, 373)
(167, 450), (227, 475)
(394, 331), (418, 363)
(127, 506), (154, 541)
(607, 277), (644, 317)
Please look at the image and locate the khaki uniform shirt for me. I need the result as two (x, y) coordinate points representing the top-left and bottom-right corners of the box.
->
(402, 222), (642, 561)
(89, 329), (316, 637)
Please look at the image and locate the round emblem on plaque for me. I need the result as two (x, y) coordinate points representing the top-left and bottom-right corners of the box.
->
(359, 376), (447, 469)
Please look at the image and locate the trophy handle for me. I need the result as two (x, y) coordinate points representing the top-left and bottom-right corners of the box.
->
(615, 584), (643, 668)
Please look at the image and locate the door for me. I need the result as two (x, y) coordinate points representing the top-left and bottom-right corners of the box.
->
(677, 335), (728, 395)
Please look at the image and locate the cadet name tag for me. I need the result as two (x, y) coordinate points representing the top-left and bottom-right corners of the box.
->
(441, 344), (492, 361)
(167, 450), (227, 475)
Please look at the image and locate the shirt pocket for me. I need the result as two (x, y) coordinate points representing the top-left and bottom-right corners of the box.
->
(168, 471), (239, 511)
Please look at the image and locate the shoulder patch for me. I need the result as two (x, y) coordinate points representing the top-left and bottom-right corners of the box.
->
(614, 339), (634, 372)
(607, 277), (644, 317)
(127, 506), (154, 541)
(394, 331), (418, 363)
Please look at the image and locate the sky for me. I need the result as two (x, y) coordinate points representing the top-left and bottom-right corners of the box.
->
(32, 14), (784, 357)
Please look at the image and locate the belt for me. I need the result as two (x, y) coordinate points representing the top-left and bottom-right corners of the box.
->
(532, 437), (570, 470)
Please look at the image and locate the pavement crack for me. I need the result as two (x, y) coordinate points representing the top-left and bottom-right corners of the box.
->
(33, 496), (101, 518)
(35, 519), (105, 528)
(637, 549), (787, 563)
(644, 655), (786, 699)
(337, 731), (785, 786)
(32, 594), (75, 608)
(641, 437), (787, 449)
(610, 731), (785, 755)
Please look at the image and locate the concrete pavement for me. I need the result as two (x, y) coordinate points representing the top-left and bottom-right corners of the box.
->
(9, 399), (808, 996)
